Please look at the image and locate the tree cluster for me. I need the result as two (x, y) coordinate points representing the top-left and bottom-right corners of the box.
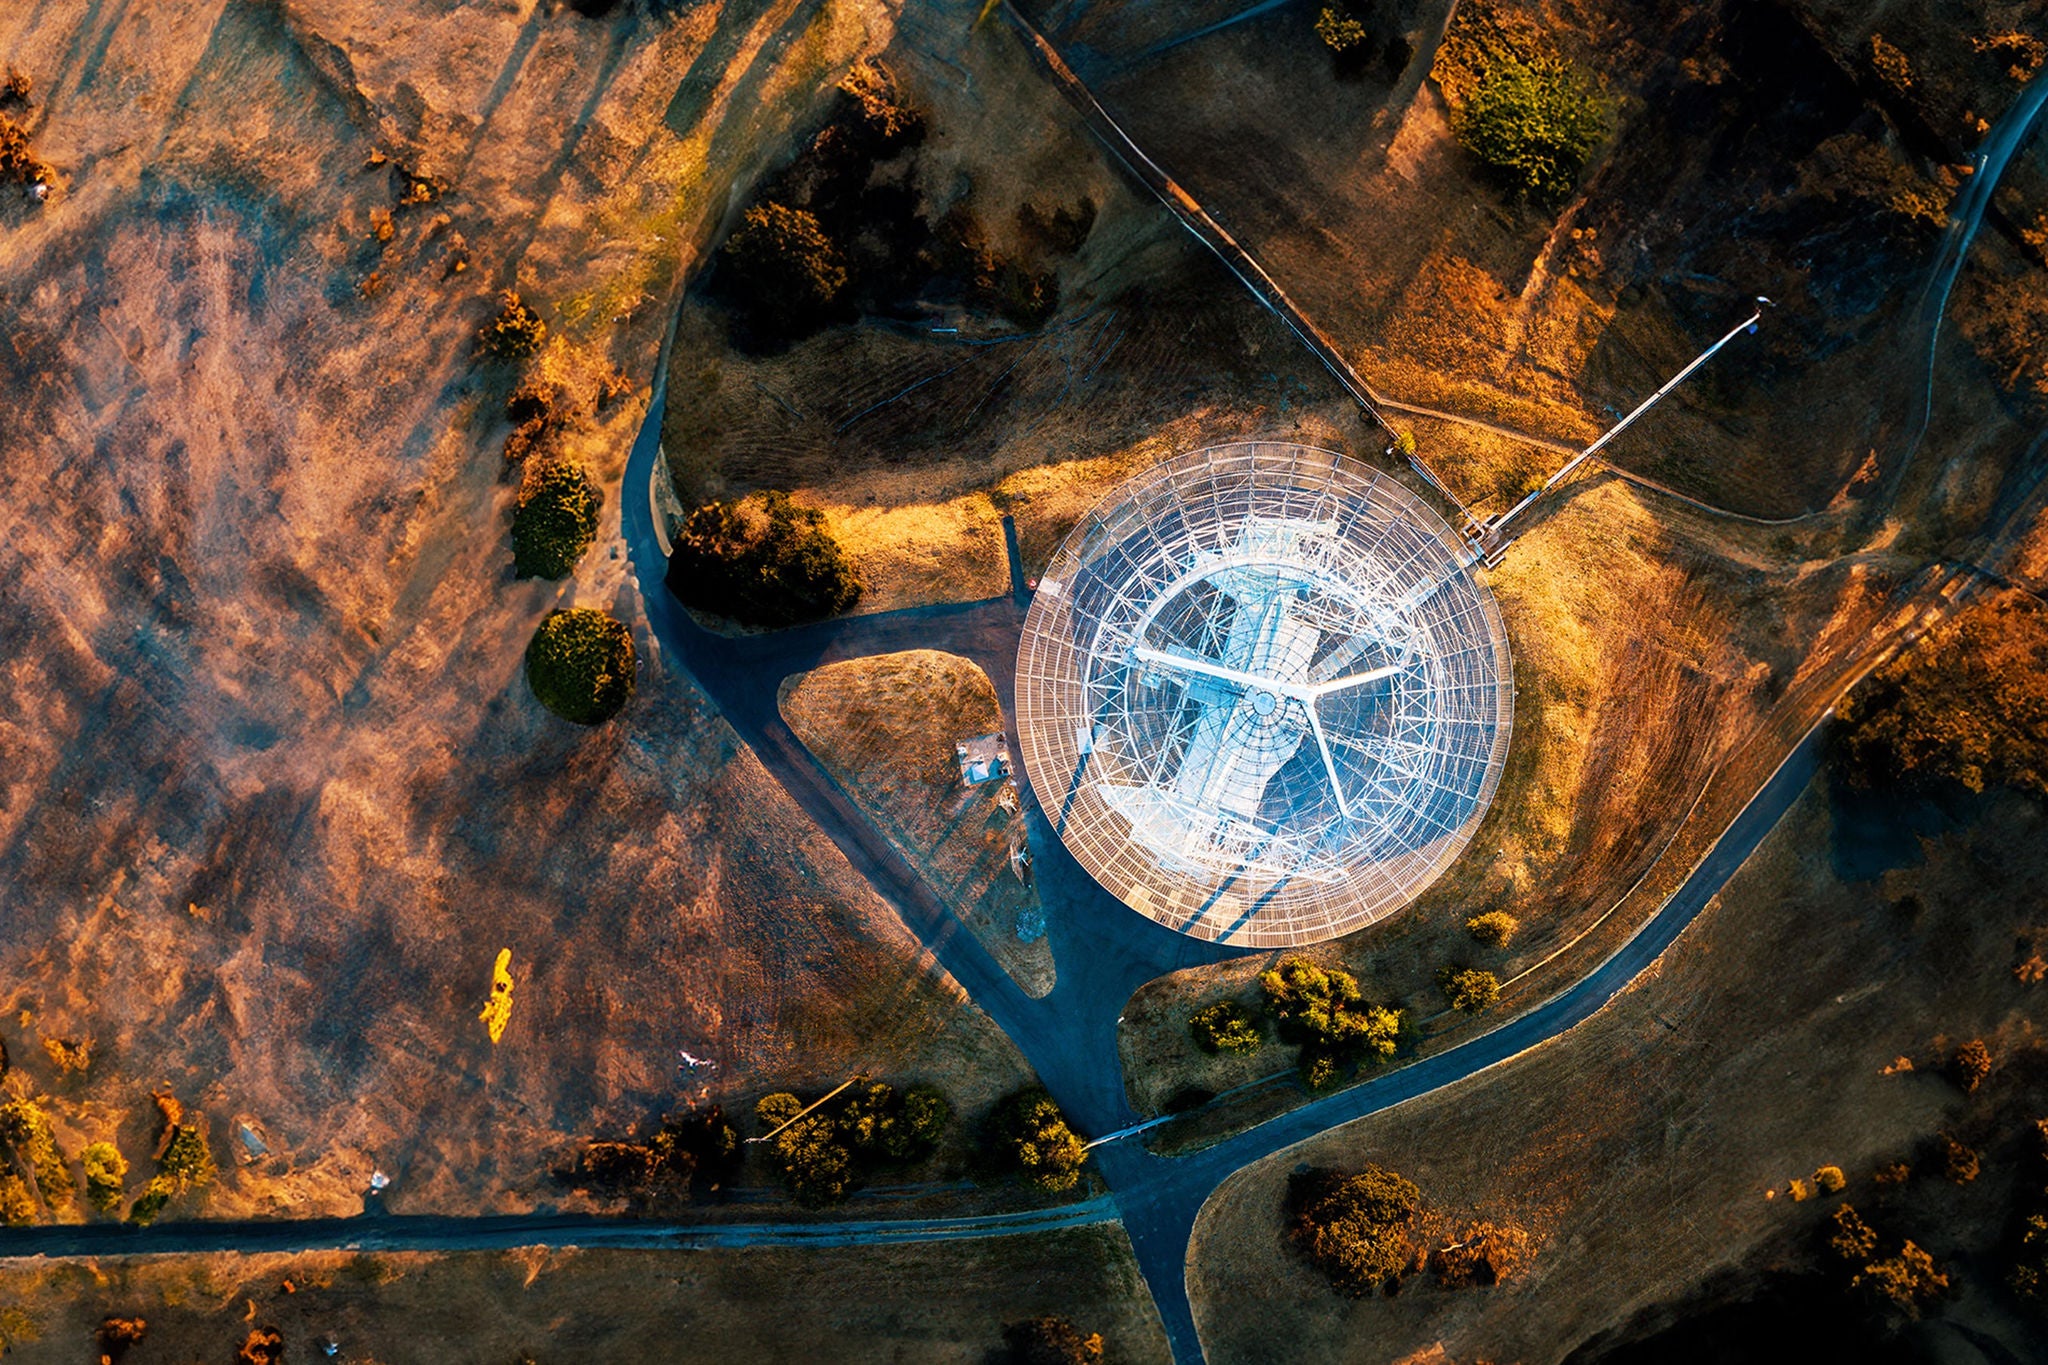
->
(129, 1105), (216, 1226)
(510, 458), (601, 580)
(1837, 597), (2048, 798)
(667, 490), (861, 628)
(564, 1106), (738, 1207)
(2007, 1118), (2048, 1307)
(985, 1087), (1087, 1193)
(1187, 999), (1263, 1057)
(1288, 1164), (1423, 1294)
(755, 1080), (951, 1207)
(525, 607), (636, 725)
(1259, 957), (1406, 1090)
(710, 59), (1089, 348)
(1825, 1204), (1949, 1319)
(0, 1096), (73, 1212)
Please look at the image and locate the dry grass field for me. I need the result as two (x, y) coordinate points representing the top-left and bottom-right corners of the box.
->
(0, 1225), (1169, 1363)
(782, 650), (1054, 996)
(1185, 769), (2048, 1364)
(0, 0), (1053, 1225)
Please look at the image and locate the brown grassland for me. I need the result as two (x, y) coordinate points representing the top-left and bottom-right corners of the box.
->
(781, 650), (1053, 997)
(0, 1225), (1169, 1363)
(0, 0), (1054, 1225)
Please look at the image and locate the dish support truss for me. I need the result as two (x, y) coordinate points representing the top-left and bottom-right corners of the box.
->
(1015, 442), (1514, 947)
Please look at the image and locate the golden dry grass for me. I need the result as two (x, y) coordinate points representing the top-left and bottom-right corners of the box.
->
(782, 651), (1053, 996)
(0, 0), (1055, 1225)
(0, 1227), (1170, 1363)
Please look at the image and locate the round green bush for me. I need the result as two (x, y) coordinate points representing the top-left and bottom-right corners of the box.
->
(512, 459), (601, 580)
(1453, 55), (1610, 202)
(525, 608), (635, 725)
(1189, 999), (1263, 1057)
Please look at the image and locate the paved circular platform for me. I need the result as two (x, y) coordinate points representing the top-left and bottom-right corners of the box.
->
(1014, 441), (1513, 947)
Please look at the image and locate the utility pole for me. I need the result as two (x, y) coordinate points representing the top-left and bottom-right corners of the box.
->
(1482, 298), (1772, 555)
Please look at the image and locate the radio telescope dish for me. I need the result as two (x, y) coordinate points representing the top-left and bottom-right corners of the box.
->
(1013, 442), (1512, 947)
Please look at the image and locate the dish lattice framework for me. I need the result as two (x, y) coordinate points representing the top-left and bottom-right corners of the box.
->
(1015, 442), (1513, 947)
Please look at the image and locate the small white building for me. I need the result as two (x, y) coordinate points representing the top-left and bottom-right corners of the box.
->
(955, 732), (1012, 786)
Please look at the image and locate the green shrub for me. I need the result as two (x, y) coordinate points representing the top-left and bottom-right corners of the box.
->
(511, 459), (601, 579)
(525, 608), (636, 725)
(1466, 911), (1518, 946)
(1452, 53), (1610, 202)
(1188, 1000), (1263, 1057)
(0, 1097), (72, 1208)
(1299, 1052), (1340, 1092)
(1316, 6), (1369, 52)
(0, 1173), (32, 1226)
(668, 490), (861, 628)
(82, 1141), (127, 1215)
(1289, 1164), (1424, 1294)
(989, 1088), (1087, 1193)
(718, 202), (848, 342)
(998, 1316), (1103, 1363)
(157, 1124), (215, 1195)
(1259, 957), (1405, 1080)
(1839, 599), (2048, 796)
(1441, 967), (1502, 1013)
(476, 290), (547, 360)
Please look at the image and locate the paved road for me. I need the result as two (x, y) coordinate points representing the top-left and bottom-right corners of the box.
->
(0, 1197), (1118, 1260)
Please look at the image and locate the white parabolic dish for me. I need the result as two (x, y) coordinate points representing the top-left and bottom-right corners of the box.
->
(1014, 442), (1514, 947)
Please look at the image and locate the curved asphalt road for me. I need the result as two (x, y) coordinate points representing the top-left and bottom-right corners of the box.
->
(0, 1197), (1117, 1260)
(619, 354), (1837, 1360)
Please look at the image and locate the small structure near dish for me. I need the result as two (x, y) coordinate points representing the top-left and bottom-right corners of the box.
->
(1013, 441), (1513, 947)
(956, 732), (1013, 786)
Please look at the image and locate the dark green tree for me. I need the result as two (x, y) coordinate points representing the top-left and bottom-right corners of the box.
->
(718, 202), (848, 342)
(1289, 1165), (1424, 1294)
(989, 1088), (1087, 1192)
(1452, 54), (1610, 202)
(1260, 957), (1404, 1080)
(511, 459), (601, 579)
(667, 491), (862, 628)
(1466, 911), (1518, 946)
(525, 608), (635, 724)
(1441, 967), (1502, 1013)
